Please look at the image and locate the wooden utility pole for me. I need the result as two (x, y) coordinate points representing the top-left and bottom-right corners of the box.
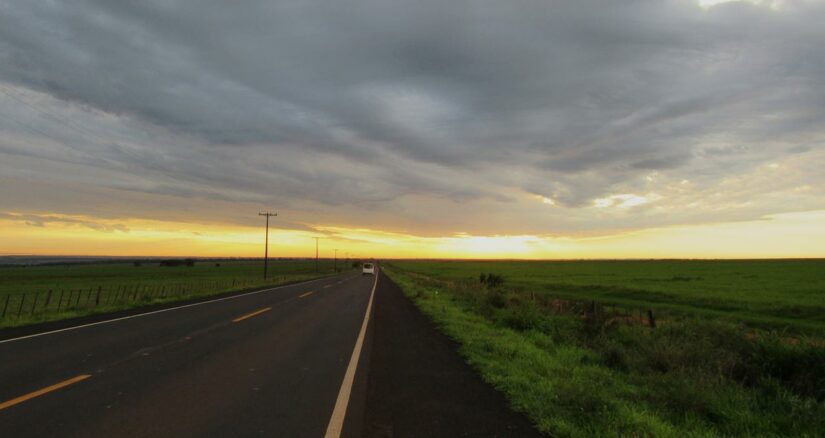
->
(259, 212), (277, 279)
(313, 237), (320, 272)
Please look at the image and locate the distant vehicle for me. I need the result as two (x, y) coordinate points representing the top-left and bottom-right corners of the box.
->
(362, 263), (375, 275)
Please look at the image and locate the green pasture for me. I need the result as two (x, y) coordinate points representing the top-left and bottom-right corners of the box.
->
(391, 259), (825, 333)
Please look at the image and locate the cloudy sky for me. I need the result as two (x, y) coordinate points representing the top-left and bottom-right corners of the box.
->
(1, 0), (823, 258)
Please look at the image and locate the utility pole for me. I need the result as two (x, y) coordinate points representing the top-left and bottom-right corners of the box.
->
(313, 237), (320, 273)
(334, 249), (338, 272)
(259, 212), (277, 280)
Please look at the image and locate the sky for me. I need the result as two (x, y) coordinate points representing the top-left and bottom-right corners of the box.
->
(1, 0), (823, 259)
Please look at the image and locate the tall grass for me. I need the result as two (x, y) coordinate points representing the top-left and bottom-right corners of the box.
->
(385, 263), (825, 437)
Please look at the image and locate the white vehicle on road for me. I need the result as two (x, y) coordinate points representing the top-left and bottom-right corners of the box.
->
(362, 263), (375, 275)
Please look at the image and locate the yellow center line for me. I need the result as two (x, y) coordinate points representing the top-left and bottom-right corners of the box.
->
(299, 291), (314, 298)
(0, 374), (91, 411)
(232, 307), (271, 323)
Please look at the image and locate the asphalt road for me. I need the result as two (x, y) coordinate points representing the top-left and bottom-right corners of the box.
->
(1, 268), (540, 437)
(0, 272), (375, 437)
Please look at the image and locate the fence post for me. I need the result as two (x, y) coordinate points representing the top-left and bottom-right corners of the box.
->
(95, 286), (102, 306)
(2, 294), (10, 318)
(45, 289), (53, 309)
(75, 289), (82, 307)
(31, 291), (40, 315)
(58, 290), (65, 311)
(17, 293), (26, 318)
(647, 309), (656, 328)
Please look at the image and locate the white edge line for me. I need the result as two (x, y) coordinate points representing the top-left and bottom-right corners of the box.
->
(324, 269), (379, 438)
(0, 275), (343, 345)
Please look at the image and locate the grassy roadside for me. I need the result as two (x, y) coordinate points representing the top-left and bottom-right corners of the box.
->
(383, 264), (825, 437)
(0, 260), (344, 329)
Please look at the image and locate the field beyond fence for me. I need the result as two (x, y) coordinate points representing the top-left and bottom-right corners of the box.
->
(0, 260), (343, 329)
(391, 259), (825, 335)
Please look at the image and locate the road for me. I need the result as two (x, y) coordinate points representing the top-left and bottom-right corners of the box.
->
(0, 269), (540, 437)
(0, 272), (375, 437)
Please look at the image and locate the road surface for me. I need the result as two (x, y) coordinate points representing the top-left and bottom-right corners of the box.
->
(0, 269), (540, 437)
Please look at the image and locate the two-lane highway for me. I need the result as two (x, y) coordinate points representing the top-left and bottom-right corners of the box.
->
(0, 272), (377, 437)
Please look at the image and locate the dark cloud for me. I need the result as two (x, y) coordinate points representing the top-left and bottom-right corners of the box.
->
(0, 0), (824, 235)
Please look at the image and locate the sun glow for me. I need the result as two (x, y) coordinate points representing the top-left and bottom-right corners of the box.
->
(1, 210), (824, 259)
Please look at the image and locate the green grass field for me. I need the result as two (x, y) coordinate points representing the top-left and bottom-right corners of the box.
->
(0, 259), (347, 328)
(390, 259), (825, 334)
(384, 260), (825, 437)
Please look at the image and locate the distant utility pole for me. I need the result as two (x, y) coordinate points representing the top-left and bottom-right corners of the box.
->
(259, 212), (277, 280)
(334, 249), (338, 272)
(313, 237), (320, 273)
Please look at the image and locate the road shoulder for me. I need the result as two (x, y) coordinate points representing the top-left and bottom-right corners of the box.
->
(352, 271), (542, 437)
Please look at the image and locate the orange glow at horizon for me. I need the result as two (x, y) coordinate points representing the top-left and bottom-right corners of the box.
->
(1, 210), (824, 259)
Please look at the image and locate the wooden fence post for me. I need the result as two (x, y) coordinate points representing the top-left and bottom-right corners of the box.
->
(17, 293), (26, 318)
(45, 289), (53, 309)
(31, 291), (40, 315)
(2, 294), (10, 318)
(95, 286), (102, 306)
(647, 309), (656, 328)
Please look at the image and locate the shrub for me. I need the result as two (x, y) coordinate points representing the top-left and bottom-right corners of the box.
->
(479, 272), (504, 288)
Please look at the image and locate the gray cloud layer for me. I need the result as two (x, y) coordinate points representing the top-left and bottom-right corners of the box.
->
(1, 0), (823, 235)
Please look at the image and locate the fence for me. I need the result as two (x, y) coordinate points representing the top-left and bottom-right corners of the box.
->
(0, 276), (296, 324)
(404, 270), (662, 329)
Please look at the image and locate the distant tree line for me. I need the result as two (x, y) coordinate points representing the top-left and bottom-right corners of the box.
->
(157, 259), (196, 267)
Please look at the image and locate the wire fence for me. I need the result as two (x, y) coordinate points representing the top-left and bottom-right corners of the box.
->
(0, 276), (299, 323)
(401, 269), (662, 329)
